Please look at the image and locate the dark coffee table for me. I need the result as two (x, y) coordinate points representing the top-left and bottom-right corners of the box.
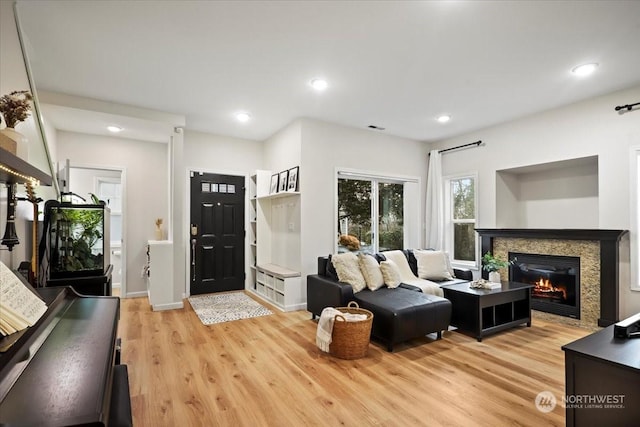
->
(442, 281), (533, 341)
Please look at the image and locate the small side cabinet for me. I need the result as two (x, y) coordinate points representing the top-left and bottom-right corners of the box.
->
(146, 240), (181, 311)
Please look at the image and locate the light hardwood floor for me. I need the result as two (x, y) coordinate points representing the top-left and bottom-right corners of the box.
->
(119, 293), (591, 427)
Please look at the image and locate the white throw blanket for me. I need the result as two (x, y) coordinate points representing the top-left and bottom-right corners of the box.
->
(382, 250), (444, 297)
(316, 307), (367, 352)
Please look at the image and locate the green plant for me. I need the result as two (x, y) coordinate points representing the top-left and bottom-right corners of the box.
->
(481, 252), (512, 272)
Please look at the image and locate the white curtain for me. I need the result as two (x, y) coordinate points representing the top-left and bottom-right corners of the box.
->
(425, 150), (444, 250)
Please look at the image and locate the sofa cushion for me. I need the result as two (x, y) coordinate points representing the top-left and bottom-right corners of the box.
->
(414, 250), (454, 281)
(358, 253), (385, 291)
(379, 260), (402, 288)
(380, 250), (418, 282)
(331, 252), (367, 293)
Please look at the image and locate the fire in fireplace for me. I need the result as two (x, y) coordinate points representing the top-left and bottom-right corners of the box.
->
(532, 278), (567, 302)
(509, 252), (580, 319)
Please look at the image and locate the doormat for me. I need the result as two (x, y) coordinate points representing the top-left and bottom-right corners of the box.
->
(188, 292), (273, 325)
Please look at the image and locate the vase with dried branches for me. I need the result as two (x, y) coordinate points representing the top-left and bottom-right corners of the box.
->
(0, 90), (33, 158)
(154, 218), (164, 240)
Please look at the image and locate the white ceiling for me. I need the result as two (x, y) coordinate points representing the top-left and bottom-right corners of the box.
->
(14, 0), (640, 143)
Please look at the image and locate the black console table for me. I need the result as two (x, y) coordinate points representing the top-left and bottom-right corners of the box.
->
(0, 286), (132, 426)
(562, 324), (640, 426)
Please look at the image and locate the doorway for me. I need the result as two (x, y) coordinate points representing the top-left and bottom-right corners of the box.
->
(189, 172), (245, 295)
(68, 166), (126, 296)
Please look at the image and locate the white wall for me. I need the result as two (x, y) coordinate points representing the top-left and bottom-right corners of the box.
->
(430, 84), (640, 318)
(264, 120), (302, 173)
(68, 168), (121, 202)
(183, 129), (264, 294)
(261, 121), (303, 271)
(300, 118), (429, 286)
(57, 131), (169, 295)
(496, 160), (599, 228)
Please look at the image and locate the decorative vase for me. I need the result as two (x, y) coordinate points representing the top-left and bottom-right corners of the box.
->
(154, 226), (164, 240)
(488, 271), (501, 283)
(0, 128), (27, 160)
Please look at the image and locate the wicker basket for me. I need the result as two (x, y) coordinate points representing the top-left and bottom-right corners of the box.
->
(329, 301), (374, 360)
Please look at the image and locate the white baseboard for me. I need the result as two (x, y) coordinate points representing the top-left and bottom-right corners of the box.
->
(284, 302), (307, 312)
(125, 291), (147, 298)
(152, 301), (184, 311)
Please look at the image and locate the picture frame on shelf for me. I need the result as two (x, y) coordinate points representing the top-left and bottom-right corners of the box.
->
(287, 166), (299, 192)
(269, 173), (279, 194)
(278, 170), (288, 192)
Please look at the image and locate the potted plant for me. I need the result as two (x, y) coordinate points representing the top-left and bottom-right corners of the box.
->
(482, 252), (512, 283)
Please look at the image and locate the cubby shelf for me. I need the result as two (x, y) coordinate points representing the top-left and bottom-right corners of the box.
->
(248, 170), (304, 312)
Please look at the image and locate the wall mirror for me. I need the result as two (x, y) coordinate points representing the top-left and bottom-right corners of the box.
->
(1, 1), (59, 200)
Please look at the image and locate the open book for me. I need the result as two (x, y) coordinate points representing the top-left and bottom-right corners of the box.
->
(0, 261), (48, 336)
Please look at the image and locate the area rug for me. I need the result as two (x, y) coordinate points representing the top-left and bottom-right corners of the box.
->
(188, 292), (273, 325)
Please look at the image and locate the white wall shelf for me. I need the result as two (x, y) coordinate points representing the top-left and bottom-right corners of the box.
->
(248, 170), (304, 312)
(257, 191), (300, 201)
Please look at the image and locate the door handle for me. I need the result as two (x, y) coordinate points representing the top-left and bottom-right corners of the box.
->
(191, 238), (196, 282)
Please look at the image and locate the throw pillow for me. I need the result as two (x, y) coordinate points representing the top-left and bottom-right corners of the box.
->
(444, 251), (456, 278)
(379, 260), (402, 288)
(358, 253), (385, 291)
(325, 254), (339, 281)
(331, 252), (367, 293)
(414, 250), (454, 281)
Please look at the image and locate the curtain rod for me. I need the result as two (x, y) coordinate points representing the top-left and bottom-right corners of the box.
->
(429, 140), (482, 156)
(614, 102), (640, 113)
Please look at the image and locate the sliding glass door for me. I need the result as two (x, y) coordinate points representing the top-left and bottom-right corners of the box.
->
(337, 175), (404, 253)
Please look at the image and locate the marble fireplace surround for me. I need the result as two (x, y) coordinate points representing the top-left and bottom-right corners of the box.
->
(476, 229), (628, 328)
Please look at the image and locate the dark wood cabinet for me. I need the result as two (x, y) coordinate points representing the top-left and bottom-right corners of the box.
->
(562, 324), (640, 426)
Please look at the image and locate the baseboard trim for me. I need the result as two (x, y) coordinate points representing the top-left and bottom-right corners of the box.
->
(284, 303), (307, 312)
(124, 291), (147, 299)
(152, 301), (184, 311)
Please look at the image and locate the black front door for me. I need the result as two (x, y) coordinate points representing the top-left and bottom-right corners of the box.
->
(190, 172), (245, 295)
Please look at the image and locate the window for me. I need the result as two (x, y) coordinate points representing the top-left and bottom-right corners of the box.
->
(96, 177), (122, 243)
(337, 171), (413, 254)
(632, 147), (640, 291)
(445, 174), (477, 266)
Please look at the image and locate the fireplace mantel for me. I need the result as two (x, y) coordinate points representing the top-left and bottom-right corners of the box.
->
(475, 229), (627, 242)
(476, 228), (628, 327)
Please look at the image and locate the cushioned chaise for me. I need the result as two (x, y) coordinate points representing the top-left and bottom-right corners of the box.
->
(353, 287), (452, 351)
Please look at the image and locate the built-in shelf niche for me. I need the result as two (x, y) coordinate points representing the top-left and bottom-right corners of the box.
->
(496, 156), (598, 229)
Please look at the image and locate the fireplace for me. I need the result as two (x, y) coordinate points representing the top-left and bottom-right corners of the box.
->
(476, 229), (627, 327)
(509, 252), (580, 319)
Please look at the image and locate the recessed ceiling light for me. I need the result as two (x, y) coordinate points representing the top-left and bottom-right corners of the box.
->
(107, 125), (123, 133)
(571, 63), (598, 77)
(235, 112), (251, 122)
(310, 78), (328, 91)
(436, 115), (451, 123)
